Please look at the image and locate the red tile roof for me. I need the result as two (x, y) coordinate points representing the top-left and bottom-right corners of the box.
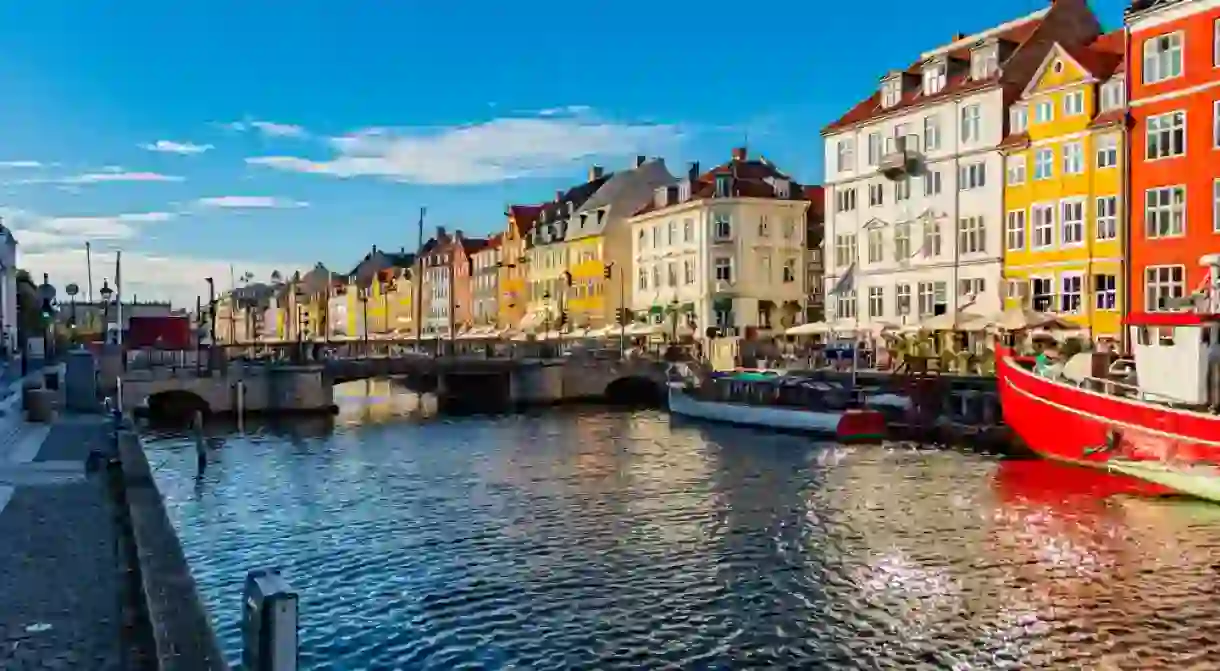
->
(822, 16), (1045, 135)
(998, 131), (1030, 150)
(631, 148), (808, 216)
(1061, 30), (1125, 80)
(506, 204), (543, 236)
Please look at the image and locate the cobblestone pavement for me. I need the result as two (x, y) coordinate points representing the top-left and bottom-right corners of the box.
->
(0, 418), (147, 670)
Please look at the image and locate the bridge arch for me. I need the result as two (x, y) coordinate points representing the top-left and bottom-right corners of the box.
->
(145, 389), (211, 421)
(603, 375), (665, 406)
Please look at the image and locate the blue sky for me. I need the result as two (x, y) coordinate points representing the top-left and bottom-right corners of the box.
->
(0, 0), (1127, 307)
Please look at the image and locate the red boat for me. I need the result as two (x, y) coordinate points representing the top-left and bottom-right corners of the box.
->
(997, 259), (1220, 472)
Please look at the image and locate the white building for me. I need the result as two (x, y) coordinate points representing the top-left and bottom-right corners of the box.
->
(819, 0), (1099, 331)
(627, 148), (810, 337)
(0, 225), (16, 355)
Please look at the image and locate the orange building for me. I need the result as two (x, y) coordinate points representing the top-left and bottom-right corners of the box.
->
(1127, 0), (1220, 312)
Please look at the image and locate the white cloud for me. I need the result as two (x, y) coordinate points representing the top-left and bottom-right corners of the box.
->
(0, 160), (43, 169)
(194, 196), (308, 209)
(140, 140), (213, 155)
(8, 210), (177, 250)
(63, 171), (184, 184)
(224, 119), (307, 138)
(17, 247), (304, 310)
(245, 107), (685, 185)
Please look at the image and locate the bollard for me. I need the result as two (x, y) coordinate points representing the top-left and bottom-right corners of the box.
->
(236, 380), (246, 432)
(193, 410), (207, 474)
(242, 568), (299, 671)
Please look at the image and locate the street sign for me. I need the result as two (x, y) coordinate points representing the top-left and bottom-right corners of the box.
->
(65, 283), (79, 297)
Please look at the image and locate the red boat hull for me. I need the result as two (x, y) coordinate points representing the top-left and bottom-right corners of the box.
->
(996, 348), (1220, 466)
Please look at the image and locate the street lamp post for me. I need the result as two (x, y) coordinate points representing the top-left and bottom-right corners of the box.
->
(359, 286), (369, 354)
(205, 277), (216, 346)
(65, 283), (79, 346)
(99, 279), (114, 340)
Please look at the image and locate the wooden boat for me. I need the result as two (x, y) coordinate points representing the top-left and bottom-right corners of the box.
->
(666, 367), (886, 443)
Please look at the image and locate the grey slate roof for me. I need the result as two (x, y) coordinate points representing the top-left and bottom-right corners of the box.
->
(566, 159), (675, 242)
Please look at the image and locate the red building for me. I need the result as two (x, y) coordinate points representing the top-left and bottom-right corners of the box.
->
(1127, 0), (1220, 312)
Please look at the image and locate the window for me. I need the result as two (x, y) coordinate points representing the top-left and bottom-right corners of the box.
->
(868, 183), (884, 207)
(650, 225), (660, 249)
(1143, 32), (1183, 84)
(1060, 273), (1083, 313)
(1086, 195), (1117, 242)
(684, 259), (695, 284)
(1006, 156), (1026, 185)
(1060, 199), (1084, 246)
(757, 216), (769, 237)
(1010, 106), (1027, 134)
(652, 265), (660, 289)
(867, 132), (882, 166)
(834, 188), (857, 213)
(960, 104), (981, 143)
(713, 212), (732, 239)
(667, 262), (678, 287)
(959, 277), (985, 298)
(917, 282), (935, 316)
(1215, 179), (1220, 232)
(638, 229), (647, 250)
(1062, 142), (1084, 174)
(924, 170), (942, 196)
(1063, 90), (1084, 116)
(1031, 277), (1054, 311)
(959, 161), (986, 190)
(1034, 148), (1054, 180)
(922, 220), (942, 257)
(1101, 81), (1124, 111)
(638, 267), (648, 290)
(1096, 134), (1118, 169)
(958, 216), (985, 254)
(837, 139), (854, 172)
(783, 217), (795, 239)
(923, 61), (947, 95)
(683, 218), (693, 242)
(668, 220), (678, 244)
(971, 47), (997, 80)
(894, 177), (911, 201)
(1006, 210), (1026, 251)
(1146, 111), (1186, 159)
(896, 284), (911, 315)
(1032, 204), (1055, 249)
(1214, 100), (1219, 148)
(868, 287), (884, 317)
(924, 115), (941, 151)
(1094, 274), (1117, 311)
(834, 290), (857, 320)
(834, 234), (857, 267)
(1034, 100), (1054, 123)
(881, 79), (900, 108)
(782, 259), (796, 283)
(1145, 265), (1185, 311)
(714, 257), (733, 282)
(894, 223), (911, 261)
(1216, 18), (1220, 68)
(715, 175), (731, 197)
(1145, 185), (1186, 238)
(867, 229), (883, 263)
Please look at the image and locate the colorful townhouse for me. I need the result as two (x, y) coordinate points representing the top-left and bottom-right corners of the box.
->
(419, 227), (455, 336)
(452, 233), (489, 332)
(337, 246), (416, 338)
(626, 147), (811, 336)
(497, 205), (541, 329)
(1127, 0), (1220, 312)
(521, 172), (610, 333)
(820, 0), (1101, 332)
(471, 235), (502, 327)
(564, 159), (675, 329)
(1000, 31), (1127, 341)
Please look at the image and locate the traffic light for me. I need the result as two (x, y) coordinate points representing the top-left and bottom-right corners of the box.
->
(39, 298), (53, 321)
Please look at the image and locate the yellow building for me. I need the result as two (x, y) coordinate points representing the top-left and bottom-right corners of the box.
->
(1000, 32), (1126, 340)
(333, 249), (416, 338)
(498, 205), (540, 329)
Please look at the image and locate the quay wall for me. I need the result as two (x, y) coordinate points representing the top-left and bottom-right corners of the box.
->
(121, 365), (335, 415)
(115, 427), (229, 670)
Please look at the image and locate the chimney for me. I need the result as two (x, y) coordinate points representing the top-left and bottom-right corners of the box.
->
(687, 161), (700, 181)
(555, 189), (564, 202)
(953, 32), (966, 41)
(436, 225), (447, 239)
(635, 155), (646, 168)
(371, 244), (378, 254)
(455, 229), (464, 240)
(588, 165), (604, 181)
(732, 146), (747, 161)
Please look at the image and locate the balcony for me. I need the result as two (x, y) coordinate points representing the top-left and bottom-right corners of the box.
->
(880, 136), (920, 180)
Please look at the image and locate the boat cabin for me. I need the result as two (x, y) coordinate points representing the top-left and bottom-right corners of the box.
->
(1126, 312), (1220, 405)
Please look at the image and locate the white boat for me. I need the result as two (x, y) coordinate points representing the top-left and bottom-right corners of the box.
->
(667, 382), (886, 442)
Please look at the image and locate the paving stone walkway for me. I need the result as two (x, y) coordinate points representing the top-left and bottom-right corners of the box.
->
(0, 416), (150, 670)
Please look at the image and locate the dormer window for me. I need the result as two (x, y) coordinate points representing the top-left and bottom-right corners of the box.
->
(678, 179), (691, 201)
(773, 178), (790, 199)
(715, 174), (732, 197)
(922, 60), (947, 96)
(880, 77), (901, 108)
(1009, 105), (1028, 134)
(971, 43), (998, 80)
(655, 186), (668, 208)
(1100, 79), (1125, 112)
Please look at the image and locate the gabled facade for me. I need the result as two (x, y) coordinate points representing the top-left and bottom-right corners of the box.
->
(419, 227), (455, 336)
(497, 205), (540, 328)
(452, 233), (488, 330)
(803, 185), (826, 323)
(1126, 0), (1220, 313)
(471, 235), (502, 326)
(339, 246), (416, 337)
(1001, 32), (1127, 339)
(626, 147), (810, 337)
(564, 159), (675, 328)
(820, 0), (1100, 331)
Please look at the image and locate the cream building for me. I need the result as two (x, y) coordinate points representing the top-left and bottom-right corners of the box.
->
(819, 0), (1100, 330)
(627, 148), (810, 337)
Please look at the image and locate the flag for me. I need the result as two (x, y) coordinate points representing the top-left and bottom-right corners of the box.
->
(829, 262), (855, 296)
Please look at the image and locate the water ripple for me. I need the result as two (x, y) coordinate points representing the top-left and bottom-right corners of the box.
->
(144, 384), (1220, 670)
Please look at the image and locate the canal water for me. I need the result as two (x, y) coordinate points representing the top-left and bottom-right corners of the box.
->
(143, 378), (1220, 670)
